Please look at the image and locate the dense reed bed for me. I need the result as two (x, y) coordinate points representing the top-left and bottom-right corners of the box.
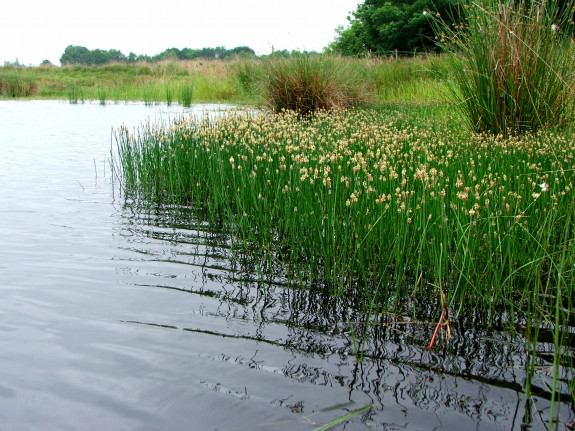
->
(115, 105), (575, 414)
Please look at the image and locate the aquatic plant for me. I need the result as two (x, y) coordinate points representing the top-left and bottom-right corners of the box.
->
(434, 0), (575, 134)
(312, 404), (373, 430)
(178, 82), (193, 107)
(115, 107), (574, 305)
(234, 59), (263, 97)
(97, 86), (107, 105)
(115, 106), (574, 420)
(67, 83), (84, 104)
(165, 85), (173, 106)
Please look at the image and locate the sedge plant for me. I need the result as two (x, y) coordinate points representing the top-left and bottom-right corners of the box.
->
(433, 0), (575, 134)
(114, 106), (575, 417)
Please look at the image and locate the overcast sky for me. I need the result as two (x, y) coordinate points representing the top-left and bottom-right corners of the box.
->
(1, 0), (361, 66)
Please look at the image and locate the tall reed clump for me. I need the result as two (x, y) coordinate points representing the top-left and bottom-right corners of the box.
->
(435, 0), (575, 134)
(234, 59), (265, 99)
(178, 82), (193, 107)
(67, 83), (84, 104)
(0, 71), (38, 97)
(263, 55), (374, 116)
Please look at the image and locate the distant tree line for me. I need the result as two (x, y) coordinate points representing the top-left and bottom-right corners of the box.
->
(59, 45), (257, 66)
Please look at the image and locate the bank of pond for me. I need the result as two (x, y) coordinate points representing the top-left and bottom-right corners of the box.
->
(0, 56), (448, 106)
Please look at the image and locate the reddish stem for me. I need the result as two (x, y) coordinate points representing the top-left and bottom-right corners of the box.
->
(429, 309), (445, 350)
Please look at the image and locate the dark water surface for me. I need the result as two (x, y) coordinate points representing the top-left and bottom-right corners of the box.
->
(0, 100), (572, 431)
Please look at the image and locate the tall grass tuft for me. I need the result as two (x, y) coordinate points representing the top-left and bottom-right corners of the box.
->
(0, 72), (38, 97)
(234, 59), (265, 98)
(178, 82), (193, 107)
(67, 84), (84, 104)
(165, 85), (174, 106)
(97, 87), (107, 105)
(435, 0), (575, 134)
(263, 55), (374, 116)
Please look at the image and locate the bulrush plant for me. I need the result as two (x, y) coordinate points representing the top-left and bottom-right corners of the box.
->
(115, 107), (575, 415)
(115, 109), (574, 306)
(435, 0), (575, 134)
(263, 55), (374, 115)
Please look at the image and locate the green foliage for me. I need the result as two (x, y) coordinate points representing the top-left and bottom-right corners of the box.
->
(59, 45), (256, 66)
(67, 83), (84, 104)
(0, 70), (37, 97)
(263, 55), (374, 115)
(263, 49), (321, 59)
(234, 60), (263, 96)
(330, 0), (460, 56)
(60, 45), (127, 65)
(116, 100), (575, 420)
(312, 405), (373, 431)
(0, 56), (453, 105)
(115, 106), (575, 314)
(178, 82), (193, 107)
(367, 56), (447, 101)
(434, 0), (575, 134)
(327, 23), (368, 56)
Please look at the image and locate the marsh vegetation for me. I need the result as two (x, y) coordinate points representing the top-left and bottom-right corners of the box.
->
(113, 0), (575, 427)
(0, 54), (448, 107)
(3, 0), (575, 427)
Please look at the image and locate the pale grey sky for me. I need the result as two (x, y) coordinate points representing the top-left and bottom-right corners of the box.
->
(1, 0), (361, 66)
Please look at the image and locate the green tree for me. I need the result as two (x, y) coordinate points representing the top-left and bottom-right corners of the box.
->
(60, 45), (128, 65)
(222, 46), (256, 59)
(60, 45), (90, 65)
(330, 0), (460, 56)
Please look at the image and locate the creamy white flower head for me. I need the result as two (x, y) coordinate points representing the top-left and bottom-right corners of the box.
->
(551, 23), (558, 32)
(423, 10), (428, 15)
(539, 182), (549, 192)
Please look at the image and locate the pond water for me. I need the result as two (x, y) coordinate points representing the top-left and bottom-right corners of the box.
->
(0, 100), (572, 431)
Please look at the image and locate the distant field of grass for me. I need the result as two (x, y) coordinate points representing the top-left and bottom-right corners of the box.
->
(0, 60), (241, 104)
(0, 56), (449, 106)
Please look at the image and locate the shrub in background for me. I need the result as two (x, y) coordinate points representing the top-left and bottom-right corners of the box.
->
(435, 0), (575, 134)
